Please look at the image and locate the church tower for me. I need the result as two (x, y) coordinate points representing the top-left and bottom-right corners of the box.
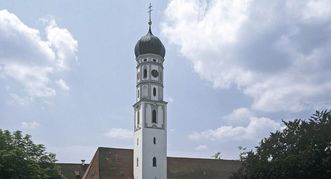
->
(133, 4), (167, 179)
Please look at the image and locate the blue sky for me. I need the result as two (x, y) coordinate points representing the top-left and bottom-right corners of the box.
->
(1, 0), (331, 162)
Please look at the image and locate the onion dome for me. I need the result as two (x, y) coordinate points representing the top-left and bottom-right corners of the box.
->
(134, 29), (166, 58)
(134, 4), (165, 58)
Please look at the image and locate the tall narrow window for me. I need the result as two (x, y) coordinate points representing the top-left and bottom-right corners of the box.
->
(137, 158), (139, 167)
(153, 157), (157, 167)
(137, 111), (140, 125)
(143, 69), (147, 78)
(152, 110), (157, 123)
(153, 137), (156, 144)
(137, 89), (140, 98)
(153, 87), (156, 97)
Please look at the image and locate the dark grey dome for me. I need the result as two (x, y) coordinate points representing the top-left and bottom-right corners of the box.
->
(135, 29), (165, 58)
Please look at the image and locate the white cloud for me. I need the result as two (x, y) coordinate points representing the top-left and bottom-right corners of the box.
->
(21, 121), (40, 129)
(4, 64), (56, 97)
(46, 19), (78, 70)
(188, 108), (282, 142)
(56, 79), (70, 91)
(162, 0), (331, 112)
(302, 0), (331, 20)
(0, 9), (78, 101)
(223, 107), (253, 126)
(104, 128), (133, 140)
(195, 145), (208, 151)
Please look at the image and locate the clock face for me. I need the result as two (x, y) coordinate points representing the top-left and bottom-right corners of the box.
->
(151, 70), (159, 78)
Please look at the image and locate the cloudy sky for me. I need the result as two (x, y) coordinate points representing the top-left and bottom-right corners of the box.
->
(1, 0), (330, 162)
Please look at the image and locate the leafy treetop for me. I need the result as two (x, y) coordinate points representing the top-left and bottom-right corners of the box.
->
(231, 110), (331, 179)
(0, 129), (65, 179)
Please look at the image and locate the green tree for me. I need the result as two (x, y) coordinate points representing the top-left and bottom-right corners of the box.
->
(0, 129), (65, 179)
(231, 110), (331, 179)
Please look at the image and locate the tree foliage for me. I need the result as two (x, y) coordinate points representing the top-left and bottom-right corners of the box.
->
(0, 129), (65, 179)
(231, 110), (331, 179)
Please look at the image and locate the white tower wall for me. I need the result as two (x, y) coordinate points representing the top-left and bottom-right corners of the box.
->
(133, 54), (167, 179)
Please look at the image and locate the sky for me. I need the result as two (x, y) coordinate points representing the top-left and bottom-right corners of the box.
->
(0, 0), (331, 163)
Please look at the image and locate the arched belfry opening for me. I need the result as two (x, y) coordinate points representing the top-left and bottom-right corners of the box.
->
(153, 157), (157, 167)
(143, 69), (147, 78)
(152, 110), (157, 123)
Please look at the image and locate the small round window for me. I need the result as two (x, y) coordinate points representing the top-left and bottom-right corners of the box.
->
(151, 70), (159, 77)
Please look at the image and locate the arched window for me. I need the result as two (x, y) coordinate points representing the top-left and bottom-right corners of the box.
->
(143, 69), (147, 78)
(137, 110), (140, 125)
(153, 157), (157, 167)
(153, 137), (156, 144)
(152, 110), (157, 123)
(137, 158), (139, 167)
(153, 87), (156, 97)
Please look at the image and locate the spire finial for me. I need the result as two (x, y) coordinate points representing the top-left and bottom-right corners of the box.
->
(148, 3), (152, 32)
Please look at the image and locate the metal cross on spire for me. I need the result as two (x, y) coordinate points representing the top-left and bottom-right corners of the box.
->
(148, 3), (152, 31)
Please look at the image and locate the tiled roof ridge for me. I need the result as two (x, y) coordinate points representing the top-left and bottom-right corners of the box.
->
(57, 163), (90, 164)
(97, 146), (133, 151)
(168, 156), (240, 162)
